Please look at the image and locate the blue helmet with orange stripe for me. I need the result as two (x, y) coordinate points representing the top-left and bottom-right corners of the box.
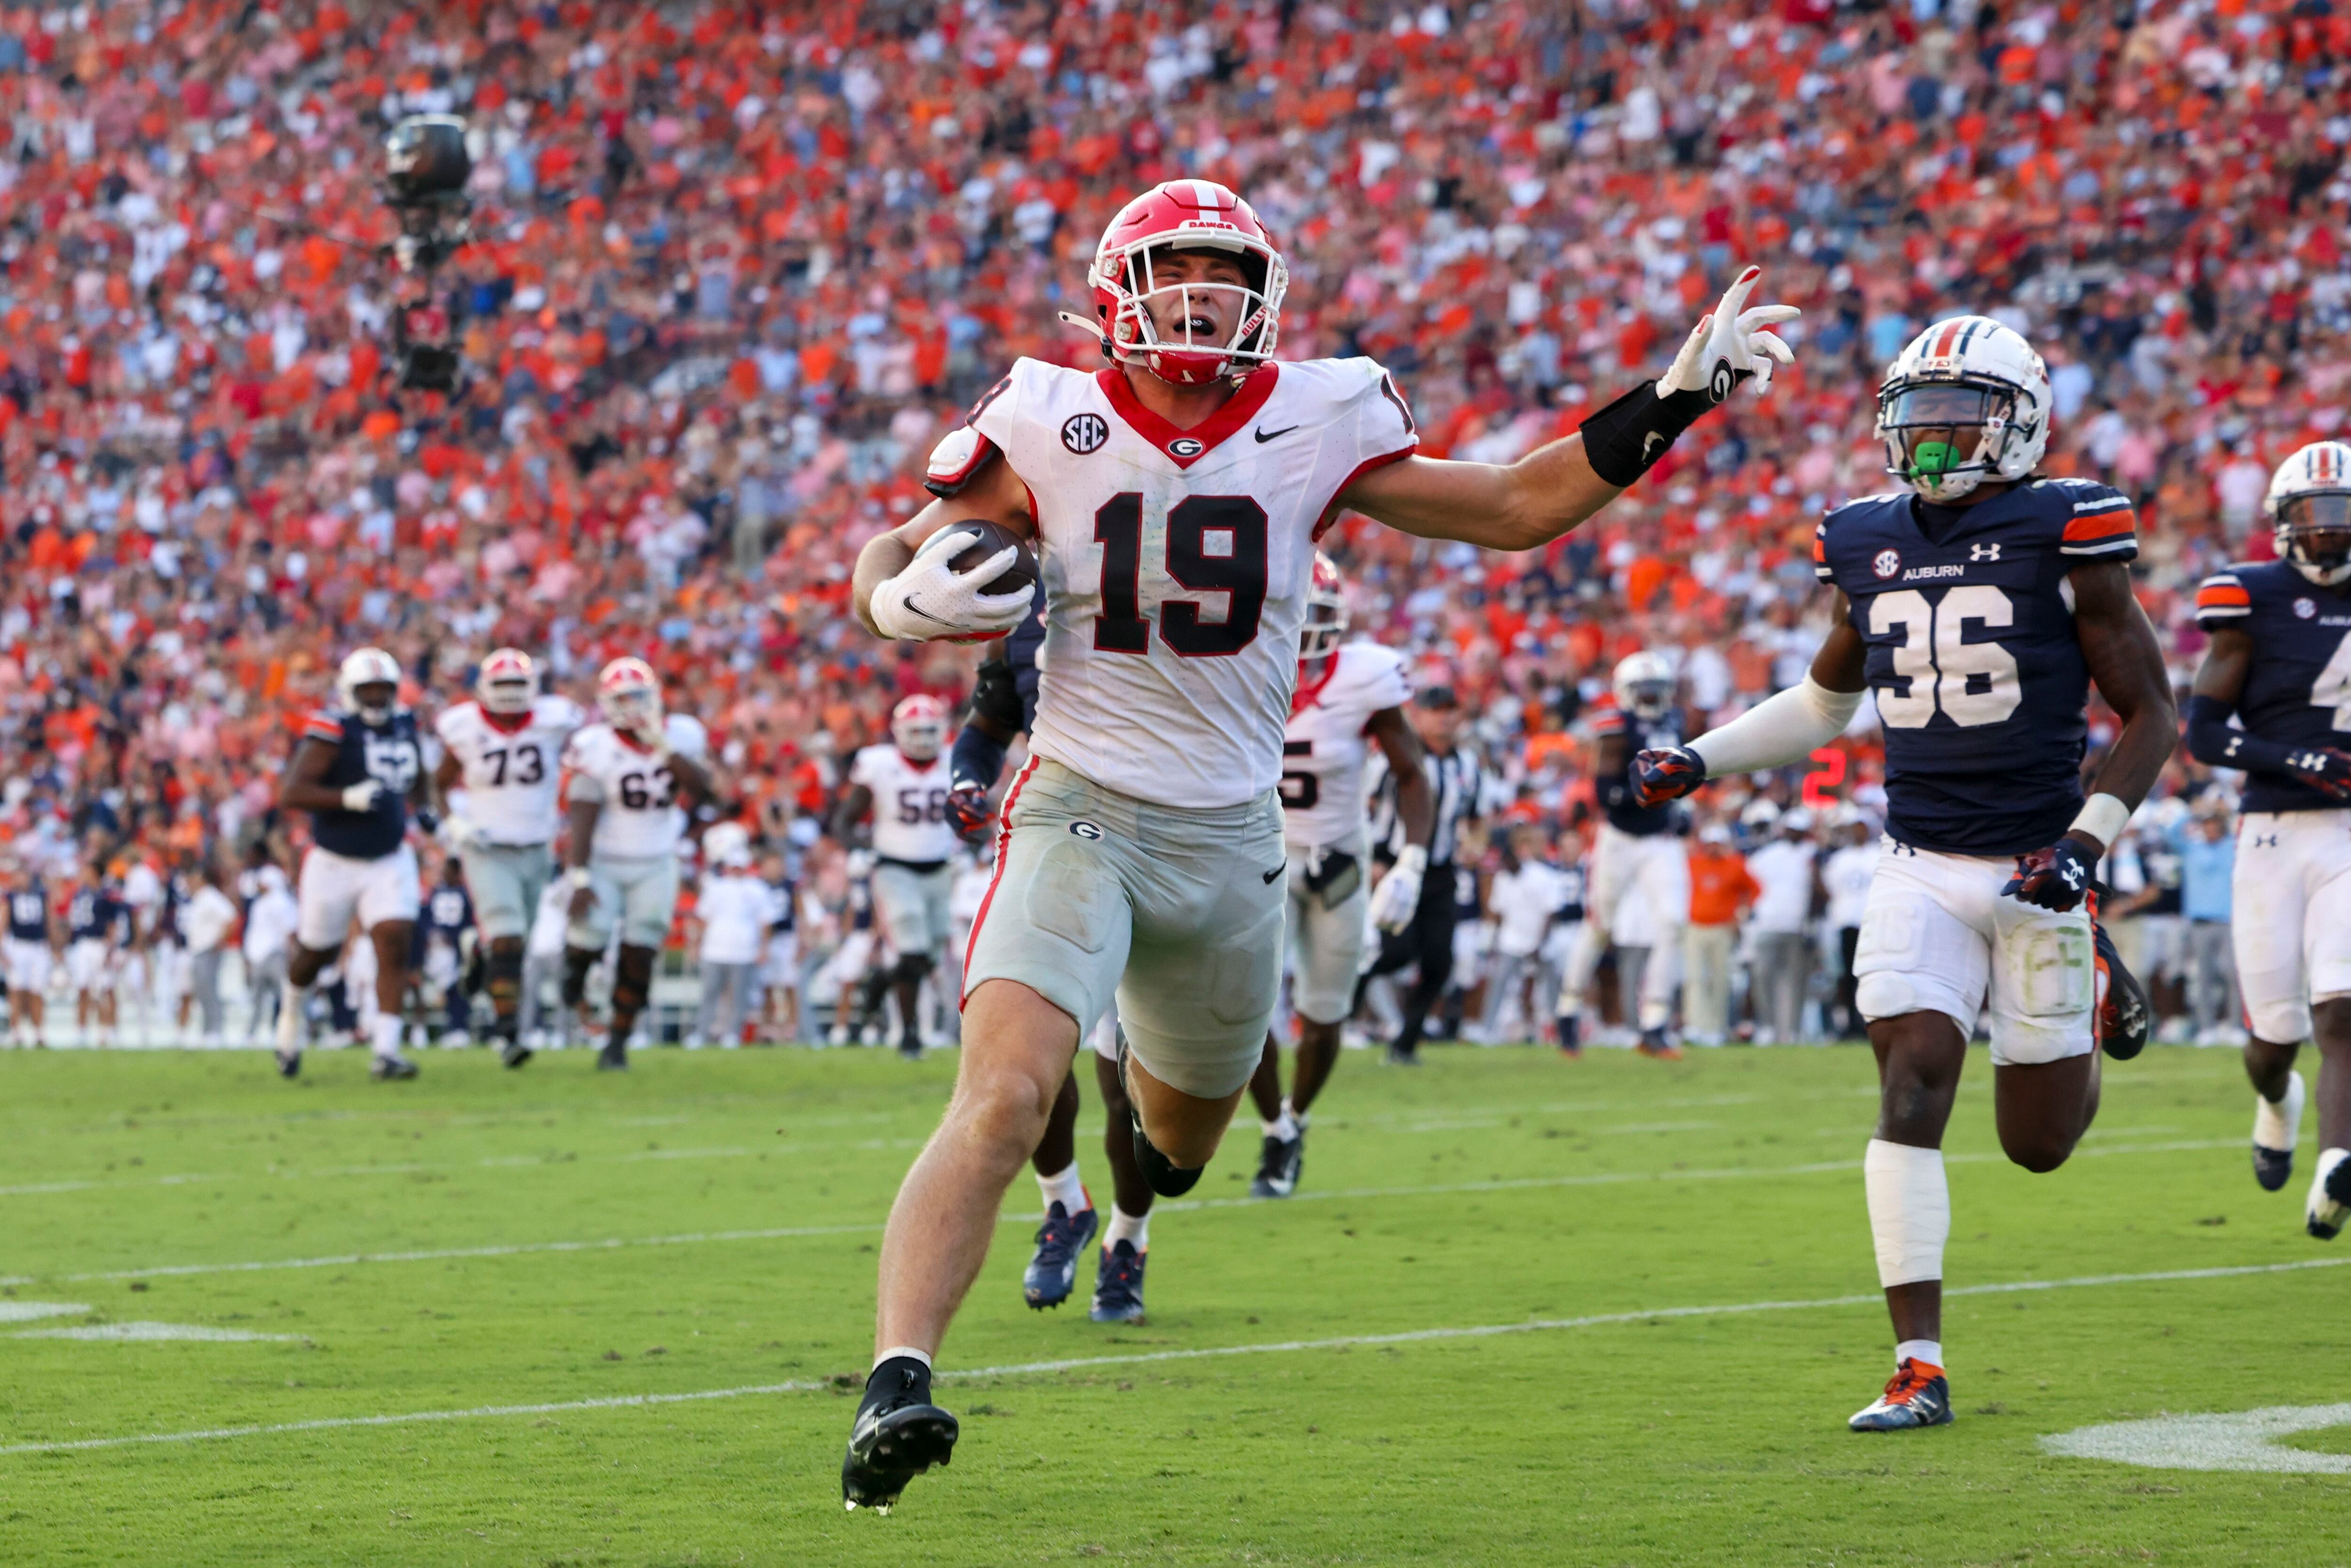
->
(2265, 440), (2351, 587)
(1875, 316), (2051, 503)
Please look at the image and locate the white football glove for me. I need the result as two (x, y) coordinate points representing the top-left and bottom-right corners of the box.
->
(440, 812), (484, 852)
(1656, 266), (1799, 403)
(869, 525), (1036, 642)
(1368, 843), (1428, 935)
(339, 779), (385, 812)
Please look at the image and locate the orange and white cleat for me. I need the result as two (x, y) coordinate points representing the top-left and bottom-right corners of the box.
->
(1635, 1028), (1684, 1062)
(1849, 1358), (1953, 1432)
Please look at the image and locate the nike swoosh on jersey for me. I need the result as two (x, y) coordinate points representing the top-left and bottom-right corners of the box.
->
(1254, 425), (1298, 443)
(1262, 866), (1283, 883)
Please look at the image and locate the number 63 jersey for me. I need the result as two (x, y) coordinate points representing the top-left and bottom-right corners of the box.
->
(434, 694), (586, 847)
(1814, 476), (2138, 856)
(560, 715), (710, 861)
(946, 355), (1416, 809)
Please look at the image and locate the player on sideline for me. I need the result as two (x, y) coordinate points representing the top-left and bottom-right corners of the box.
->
(833, 694), (958, 1059)
(1632, 316), (2168, 1433)
(431, 648), (585, 1067)
(1248, 551), (1432, 1197)
(840, 176), (1798, 1509)
(2185, 441), (2351, 1237)
(944, 599), (1155, 1322)
(1556, 650), (1693, 1058)
(275, 648), (432, 1080)
(557, 657), (712, 1072)
(63, 860), (127, 1046)
(5, 861), (56, 1047)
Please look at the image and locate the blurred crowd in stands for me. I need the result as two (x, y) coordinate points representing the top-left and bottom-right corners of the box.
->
(0, 0), (2328, 1041)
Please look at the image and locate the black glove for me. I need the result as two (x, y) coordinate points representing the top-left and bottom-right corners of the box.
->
(2002, 836), (2096, 913)
(1631, 745), (1707, 808)
(2288, 746), (2351, 803)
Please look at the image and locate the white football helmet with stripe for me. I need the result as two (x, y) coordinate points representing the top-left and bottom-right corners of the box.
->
(1611, 650), (1677, 722)
(1876, 316), (2051, 503)
(336, 647), (402, 724)
(2265, 441), (2351, 587)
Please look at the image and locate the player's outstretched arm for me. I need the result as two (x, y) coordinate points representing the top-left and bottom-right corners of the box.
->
(1628, 611), (1869, 807)
(852, 453), (1035, 639)
(1339, 268), (1797, 553)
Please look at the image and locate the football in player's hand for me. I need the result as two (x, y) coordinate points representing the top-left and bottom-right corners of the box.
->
(943, 520), (1039, 600)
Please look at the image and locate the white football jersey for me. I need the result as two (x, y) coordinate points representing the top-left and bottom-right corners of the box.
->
(955, 355), (1416, 808)
(848, 744), (958, 864)
(1280, 641), (1412, 850)
(435, 695), (586, 845)
(561, 714), (709, 861)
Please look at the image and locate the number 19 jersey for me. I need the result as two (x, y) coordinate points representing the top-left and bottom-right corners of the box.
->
(954, 356), (1416, 809)
(435, 695), (586, 846)
(1815, 477), (2138, 856)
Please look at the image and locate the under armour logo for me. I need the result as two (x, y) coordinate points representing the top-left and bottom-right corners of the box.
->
(1969, 542), (2002, 562)
(2254, 833), (2280, 848)
(2061, 861), (2085, 889)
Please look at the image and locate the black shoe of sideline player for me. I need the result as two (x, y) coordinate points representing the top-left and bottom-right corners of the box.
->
(1249, 1129), (1303, 1198)
(843, 1357), (958, 1513)
(275, 1048), (301, 1080)
(596, 1041), (629, 1072)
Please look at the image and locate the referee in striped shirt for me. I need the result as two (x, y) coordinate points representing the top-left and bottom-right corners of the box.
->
(1358, 686), (1486, 1064)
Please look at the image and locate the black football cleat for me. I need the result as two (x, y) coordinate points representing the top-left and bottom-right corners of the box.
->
(2092, 915), (2149, 1061)
(2254, 1072), (2304, 1193)
(1555, 1014), (1582, 1057)
(1849, 1360), (1953, 1432)
(369, 1054), (419, 1081)
(596, 1041), (629, 1072)
(1022, 1201), (1098, 1309)
(842, 1359), (958, 1514)
(499, 1038), (533, 1069)
(1089, 1239), (1147, 1324)
(1636, 1028), (1684, 1061)
(2307, 1150), (2351, 1241)
(1249, 1129), (1303, 1198)
(1384, 1043), (1420, 1067)
(275, 1048), (301, 1080)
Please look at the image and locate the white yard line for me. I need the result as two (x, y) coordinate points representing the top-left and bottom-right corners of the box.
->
(3, 1256), (2341, 1459)
(12, 1137), (2244, 1286)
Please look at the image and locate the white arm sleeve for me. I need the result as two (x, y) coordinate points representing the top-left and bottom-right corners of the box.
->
(1688, 677), (1865, 777)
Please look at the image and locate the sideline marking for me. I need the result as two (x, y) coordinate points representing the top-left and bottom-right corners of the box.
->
(2043, 1403), (2351, 1473)
(18, 1137), (2244, 1284)
(3, 1256), (2341, 1458)
(12, 1323), (297, 1343)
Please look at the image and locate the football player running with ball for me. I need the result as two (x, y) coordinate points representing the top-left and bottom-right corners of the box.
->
(1632, 317), (2169, 1434)
(431, 648), (585, 1067)
(1249, 551), (1432, 1197)
(840, 177), (1798, 1510)
(275, 648), (432, 1080)
(2186, 442), (2351, 1238)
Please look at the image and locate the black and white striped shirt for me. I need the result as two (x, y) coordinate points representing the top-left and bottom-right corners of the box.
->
(1370, 745), (1487, 866)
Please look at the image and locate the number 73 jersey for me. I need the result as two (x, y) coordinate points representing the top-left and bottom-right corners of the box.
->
(1814, 477), (2138, 856)
(953, 355), (1416, 809)
(434, 695), (586, 847)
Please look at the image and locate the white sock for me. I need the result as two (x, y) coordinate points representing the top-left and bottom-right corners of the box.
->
(873, 1345), (931, 1373)
(1895, 1339), (1945, 1371)
(1286, 1096), (1308, 1129)
(2255, 1071), (2306, 1151)
(1265, 1107), (1300, 1142)
(1863, 1138), (1949, 1288)
(1104, 1204), (1149, 1253)
(1035, 1162), (1088, 1216)
(369, 1012), (403, 1060)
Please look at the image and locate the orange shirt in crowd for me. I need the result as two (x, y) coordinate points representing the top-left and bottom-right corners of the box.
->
(1687, 844), (1759, 927)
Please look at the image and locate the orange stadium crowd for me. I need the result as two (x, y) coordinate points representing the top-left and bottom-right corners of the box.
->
(0, 0), (2323, 914)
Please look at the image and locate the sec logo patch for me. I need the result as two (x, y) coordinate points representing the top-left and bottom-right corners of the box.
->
(2296, 597), (2317, 619)
(1873, 548), (1901, 580)
(1061, 413), (1108, 455)
(1167, 437), (1205, 458)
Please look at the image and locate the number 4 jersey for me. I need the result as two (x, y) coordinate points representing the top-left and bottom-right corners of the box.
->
(435, 695), (587, 846)
(935, 355), (1417, 808)
(1815, 476), (2138, 855)
(2195, 561), (2351, 813)
(560, 715), (710, 861)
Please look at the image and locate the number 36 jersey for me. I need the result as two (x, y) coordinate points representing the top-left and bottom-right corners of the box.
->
(2195, 561), (2351, 814)
(560, 715), (710, 861)
(434, 695), (586, 846)
(1815, 477), (2138, 856)
(938, 355), (1416, 809)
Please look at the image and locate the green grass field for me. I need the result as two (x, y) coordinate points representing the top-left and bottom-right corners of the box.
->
(2, 1041), (2347, 1566)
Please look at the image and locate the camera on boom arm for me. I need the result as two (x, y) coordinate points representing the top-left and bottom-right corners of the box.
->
(379, 113), (474, 394)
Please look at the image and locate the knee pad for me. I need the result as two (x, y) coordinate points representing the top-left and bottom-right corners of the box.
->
(611, 945), (656, 1017)
(485, 941), (524, 1009)
(560, 946), (597, 1008)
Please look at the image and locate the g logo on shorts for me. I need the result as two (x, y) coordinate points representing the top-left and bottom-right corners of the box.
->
(1069, 821), (1104, 840)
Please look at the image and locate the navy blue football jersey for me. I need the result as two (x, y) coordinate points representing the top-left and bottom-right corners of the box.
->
(423, 882), (474, 937)
(67, 884), (127, 943)
(1815, 477), (2138, 855)
(2194, 561), (2351, 813)
(1005, 595), (1044, 730)
(302, 708), (422, 859)
(7, 883), (48, 941)
(1594, 706), (1684, 837)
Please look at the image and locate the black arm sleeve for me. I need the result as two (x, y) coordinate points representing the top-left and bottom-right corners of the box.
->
(949, 724), (1009, 794)
(2185, 693), (2302, 773)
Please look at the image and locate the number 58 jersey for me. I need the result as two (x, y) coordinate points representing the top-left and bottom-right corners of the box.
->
(560, 715), (710, 861)
(1814, 477), (2138, 856)
(434, 695), (586, 847)
(943, 355), (1416, 809)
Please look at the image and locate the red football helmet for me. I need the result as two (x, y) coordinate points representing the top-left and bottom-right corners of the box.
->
(1087, 180), (1287, 386)
(891, 694), (948, 762)
(1301, 552), (1349, 662)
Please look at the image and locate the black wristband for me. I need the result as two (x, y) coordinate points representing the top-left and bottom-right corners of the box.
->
(1578, 381), (1719, 488)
